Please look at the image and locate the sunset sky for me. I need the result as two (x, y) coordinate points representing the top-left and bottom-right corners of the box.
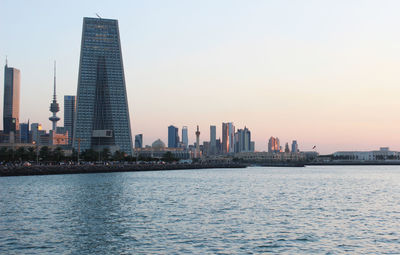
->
(1, 0), (400, 154)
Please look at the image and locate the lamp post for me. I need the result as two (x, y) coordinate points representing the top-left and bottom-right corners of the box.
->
(32, 141), (39, 165)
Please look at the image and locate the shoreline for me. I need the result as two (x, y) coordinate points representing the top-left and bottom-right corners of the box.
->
(0, 163), (247, 177)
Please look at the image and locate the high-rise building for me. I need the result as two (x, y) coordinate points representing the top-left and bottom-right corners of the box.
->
(31, 123), (43, 143)
(268, 136), (280, 153)
(3, 61), (20, 134)
(19, 122), (29, 143)
(182, 126), (188, 148)
(210, 125), (216, 155)
(73, 17), (133, 155)
(291, 140), (299, 153)
(135, 134), (143, 148)
(195, 125), (201, 158)
(222, 122), (235, 154)
(64, 95), (76, 145)
(234, 126), (252, 153)
(284, 142), (290, 153)
(168, 125), (179, 148)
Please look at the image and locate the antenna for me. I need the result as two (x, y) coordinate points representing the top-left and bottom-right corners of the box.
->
(53, 60), (57, 100)
(96, 13), (102, 19)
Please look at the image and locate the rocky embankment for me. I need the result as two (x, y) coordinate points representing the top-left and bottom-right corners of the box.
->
(0, 163), (247, 177)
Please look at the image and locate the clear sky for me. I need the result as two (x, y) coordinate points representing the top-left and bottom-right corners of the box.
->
(1, 0), (400, 154)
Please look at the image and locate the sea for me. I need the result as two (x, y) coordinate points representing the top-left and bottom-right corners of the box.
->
(1, 166), (399, 254)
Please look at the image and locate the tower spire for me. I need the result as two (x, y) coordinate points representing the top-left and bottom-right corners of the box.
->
(49, 60), (60, 131)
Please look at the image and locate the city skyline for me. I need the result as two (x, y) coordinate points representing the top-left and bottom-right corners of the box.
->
(2, 1), (400, 154)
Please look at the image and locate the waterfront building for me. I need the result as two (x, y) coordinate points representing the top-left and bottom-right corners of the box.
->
(168, 125), (179, 148)
(333, 147), (400, 161)
(291, 140), (299, 153)
(222, 122), (235, 154)
(210, 125), (216, 155)
(49, 130), (69, 146)
(19, 122), (29, 143)
(268, 136), (280, 153)
(135, 134), (143, 148)
(182, 126), (188, 148)
(134, 138), (190, 160)
(73, 17), (133, 155)
(64, 95), (75, 145)
(3, 61), (20, 135)
(234, 126), (252, 153)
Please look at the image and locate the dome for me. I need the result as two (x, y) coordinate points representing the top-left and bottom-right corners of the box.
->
(152, 139), (166, 149)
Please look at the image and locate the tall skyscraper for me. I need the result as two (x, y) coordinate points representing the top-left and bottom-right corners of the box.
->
(3, 61), (20, 134)
(31, 123), (43, 143)
(168, 125), (179, 148)
(210, 125), (216, 155)
(73, 17), (133, 155)
(195, 125), (201, 158)
(49, 62), (60, 131)
(182, 126), (188, 148)
(268, 136), (280, 153)
(64, 95), (76, 145)
(222, 122), (235, 154)
(135, 134), (143, 148)
(234, 127), (252, 153)
(291, 140), (299, 153)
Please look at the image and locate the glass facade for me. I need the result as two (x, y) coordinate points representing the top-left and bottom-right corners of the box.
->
(3, 65), (20, 134)
(64, 95), (75, 145)
(73, 17), (133, 155)
(168, 125), (179, 148)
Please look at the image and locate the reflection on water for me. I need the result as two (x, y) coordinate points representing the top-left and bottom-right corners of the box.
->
(1, 166), (400, 254)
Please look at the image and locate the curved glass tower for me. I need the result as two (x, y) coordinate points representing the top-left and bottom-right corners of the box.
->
(73, 17), (133, 155)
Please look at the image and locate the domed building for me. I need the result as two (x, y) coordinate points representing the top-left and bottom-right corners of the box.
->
(152, 139), (166, 149)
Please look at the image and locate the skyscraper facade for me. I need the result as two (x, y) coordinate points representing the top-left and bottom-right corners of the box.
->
(64, 95), (76, 145)
(168, 125), (179, 148)
(3, 63), (20, 134)
(19, 122), (29, 143)
(210, 125), (216, 155)
(222, 122), (235, 154)
(73, 17), (133, 155)
(182, 126), (188, 148)
(291, 140), (299, 153)
(268, 136), (280, 153)
(235, 127), (252, 153)
(134, 134), (143, 148)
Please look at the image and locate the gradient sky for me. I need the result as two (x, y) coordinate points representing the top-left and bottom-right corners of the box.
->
(1, 0), (400, 154)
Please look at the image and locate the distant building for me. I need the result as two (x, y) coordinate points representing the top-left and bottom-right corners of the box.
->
(168, 125), (179, 148)
(222, 122), (235, 154)
(64, 95), (75, 145)
(291, 140), (299, 153)
(234, 126), (253, 153)
(50, 130), (68, 146)
(135, 134), (143, 148)
(3, 62), (20, 134)
(284, 143), (290, 153)
(268, 137), (280, 153)
(31, 123), (43, 143)
(19, 122), (29, 143)
(210, 125), (216, 155)
(333, 147), (400, 161)
(182, 126), (188, 148)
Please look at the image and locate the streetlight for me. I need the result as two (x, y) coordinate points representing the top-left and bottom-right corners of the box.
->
(32, 141), (39, 165)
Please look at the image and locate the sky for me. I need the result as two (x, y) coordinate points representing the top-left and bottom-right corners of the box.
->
(1, 0), (400, 154)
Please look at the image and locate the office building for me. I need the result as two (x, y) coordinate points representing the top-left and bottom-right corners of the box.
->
(210, 125), (216, 155)
(31, 123), (43, 143)
(234, 127), (253, 153)
(135, 134), (143, 148)
(284, 143), (290, 153)
(3, 61), (20, 134)
(182, 126), (188, 148)
(64, 95), (75, 145)
(168, 125), (179, 148)
(222, 122), (235, 153)
(291, 140), (299, 153)
(19, 122), (29, 143)
(73, 17), (133, 155)
(268, 136), (280, 153)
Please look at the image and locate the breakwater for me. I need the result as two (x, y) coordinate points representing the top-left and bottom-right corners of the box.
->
(0, 163), (247, 177)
